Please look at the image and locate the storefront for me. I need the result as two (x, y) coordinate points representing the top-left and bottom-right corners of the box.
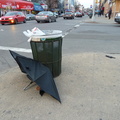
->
(32, 2), (44, 14)
(40, 3), (48, 10)
(15, 0), (33, 14)
(0, 0), (34, 16)
(0, 0), (16, 15)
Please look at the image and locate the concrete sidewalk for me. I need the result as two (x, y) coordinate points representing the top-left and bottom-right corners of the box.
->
(1, 52), (120, 120)
(84, 15), (115, 24)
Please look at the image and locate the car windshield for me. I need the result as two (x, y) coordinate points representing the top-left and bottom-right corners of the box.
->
(65, 12), (72, 15)
(5, 12), (17, 16)
(26, 14), (32, 16)
(38, 11), (50, 15)
(116, 13), (120, 16)
(54, 12), (58, 14)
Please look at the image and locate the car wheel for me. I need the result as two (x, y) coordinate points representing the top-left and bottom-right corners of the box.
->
(23, 19), (26, 23)
(2, 23), (4, 25)
(54, 19), (56, 22)
(63, 17), (65, 19)
(37, 21), (40, 23)
(14, 19), (17, 24)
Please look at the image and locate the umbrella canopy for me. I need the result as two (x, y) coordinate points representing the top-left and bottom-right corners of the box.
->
(9, 50), (61, 103)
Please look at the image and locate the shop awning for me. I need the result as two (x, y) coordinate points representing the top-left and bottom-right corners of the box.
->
(0, 0), (16, 9)
(15, 0), (34, 10)
(41, 3), (48, 10)
(0, 0), (34, 10)
(33, 2), (44, 11)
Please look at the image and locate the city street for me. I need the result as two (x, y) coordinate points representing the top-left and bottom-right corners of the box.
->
(0, 16), (87, 72)
(1, 15), (120, 120)
(0, 15), (120, 72)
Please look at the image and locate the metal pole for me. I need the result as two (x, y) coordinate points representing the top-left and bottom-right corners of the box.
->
(0, 8), (1, 17)
(113, 1), (116, 18)
(92, 0), (96, 21)
(68, 0), (69, 9)
(0, 3), (1, 17)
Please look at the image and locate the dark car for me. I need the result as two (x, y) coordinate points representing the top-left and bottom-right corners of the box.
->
(0, 11), (26, 25)
(35, 11), (56, 23)
(75, 12), (82, 17)
(26, 14), (35, 20)
(63, 12), (74, 19)
(114, 13), (120, 24)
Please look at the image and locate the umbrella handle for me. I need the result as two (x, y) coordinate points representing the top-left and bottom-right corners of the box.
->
(23, 81), (34, 91)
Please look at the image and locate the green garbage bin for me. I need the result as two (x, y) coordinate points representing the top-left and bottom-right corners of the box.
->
(30, 30), (63, 78)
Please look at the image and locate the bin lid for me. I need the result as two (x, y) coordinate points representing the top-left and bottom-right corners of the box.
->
(31, 30), (62, 39)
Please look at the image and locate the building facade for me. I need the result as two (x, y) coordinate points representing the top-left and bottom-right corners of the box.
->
(0, 0), (34, 16)
(100, 0), (120, 17)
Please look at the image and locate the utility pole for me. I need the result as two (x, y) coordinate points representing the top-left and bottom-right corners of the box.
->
(92, 0), (96, 21)
(0, 8), (1, 17)
(0, 3), (1, 17)
(66, 0), (70, 9)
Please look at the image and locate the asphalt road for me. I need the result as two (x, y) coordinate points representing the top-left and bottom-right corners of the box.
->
(0, 15), (120, 73)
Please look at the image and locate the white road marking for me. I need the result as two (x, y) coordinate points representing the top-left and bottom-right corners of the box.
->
(0, 46), (32, 53)
(80, 23), (84, 25)
(74, 24), (80, 28)
(65, 23), (76, 25)
(0, 29), (4, 31)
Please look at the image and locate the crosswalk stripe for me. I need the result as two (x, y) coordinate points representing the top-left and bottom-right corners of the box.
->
(0, 46), (32, 53)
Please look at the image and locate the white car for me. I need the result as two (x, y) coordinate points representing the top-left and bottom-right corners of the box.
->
(53, 12), (59, 18)
(26, 14), (35, 20)
(114, 13), (120, 24)
(35, 11), (56, 23)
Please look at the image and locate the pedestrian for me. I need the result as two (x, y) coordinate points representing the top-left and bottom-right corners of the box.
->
(100, 7), (104, 15)
(108, 8), (112, 19)
(98, 9), (101, 17)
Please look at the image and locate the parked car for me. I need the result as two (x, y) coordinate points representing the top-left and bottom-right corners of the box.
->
(63, 12), (74, 19)
(26, 14), (35, 20)
(35, 11), (56, 23)
(53, 12), (59, 18)
(114, 13), (120, 24)
(59, 13), (64, 17)
(0, 11), (26, 25)
(75, 12), (82, 17)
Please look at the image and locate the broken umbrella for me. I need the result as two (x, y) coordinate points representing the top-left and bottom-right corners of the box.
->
(9, 50), (61, 103)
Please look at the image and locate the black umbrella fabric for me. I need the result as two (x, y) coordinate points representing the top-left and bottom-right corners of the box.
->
(9, 50), (26, 73)
(9, 50), (61, 103)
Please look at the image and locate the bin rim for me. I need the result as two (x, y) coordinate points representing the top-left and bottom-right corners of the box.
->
(31, 30), (63, 39)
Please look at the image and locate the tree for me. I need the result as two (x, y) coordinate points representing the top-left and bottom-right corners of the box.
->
(46, 0), (58, 11)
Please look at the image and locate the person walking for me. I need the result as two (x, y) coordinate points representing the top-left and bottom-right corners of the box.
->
(98, 9), (101, 17)
(108, 8), (112, 19)
(101, 7), (104, 15)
